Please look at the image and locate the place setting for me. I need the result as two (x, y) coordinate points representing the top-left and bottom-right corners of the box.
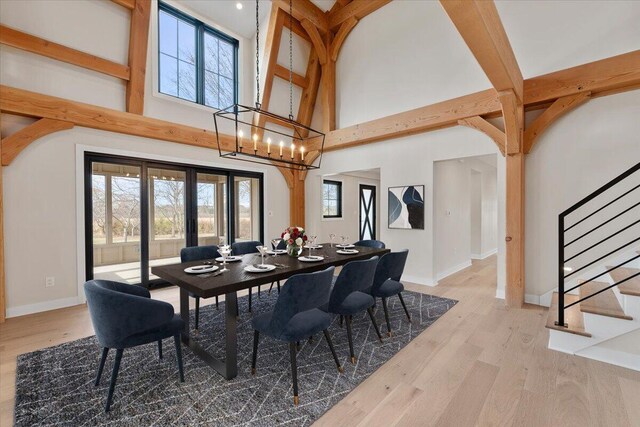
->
(244, 245), (276, 273)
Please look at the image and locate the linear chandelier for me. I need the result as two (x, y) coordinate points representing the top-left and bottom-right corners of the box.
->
(214, 0), (325, 170)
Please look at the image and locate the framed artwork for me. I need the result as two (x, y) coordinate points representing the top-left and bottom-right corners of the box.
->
(388, 185), (424, 229)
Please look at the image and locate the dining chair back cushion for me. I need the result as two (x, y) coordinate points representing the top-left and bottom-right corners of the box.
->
(231, 240), (262, 255)
(327, 256), (379, 315)
(84, 280), (182, 349)
(253, 266), (335, 342)
(180, 245), (220, 263)
(371, 250), (409, 295)
(354, 240), (386, 249)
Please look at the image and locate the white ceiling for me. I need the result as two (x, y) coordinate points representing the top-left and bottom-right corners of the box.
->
(496, 0), (640, 78)
(173, 0), (271, 39)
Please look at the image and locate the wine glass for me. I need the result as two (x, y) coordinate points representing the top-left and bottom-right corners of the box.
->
(271, 238), (282, 256)
(340, 235), (348, 247)
(256, 245), (268, 265)
(219, 246), (231, 272)
(329, 233), (336, 248)
(310, 235), (318, 255)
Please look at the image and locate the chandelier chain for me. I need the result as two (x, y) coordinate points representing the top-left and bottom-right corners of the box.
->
(289, 0), (293, 120)
(255, 0), (260, 107)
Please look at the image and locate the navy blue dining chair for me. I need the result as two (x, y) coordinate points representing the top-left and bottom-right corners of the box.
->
(324, 256), (383, 363)
(369, 249), (411, 336)
(84, 280), (185, 412)
(251, 267), (342, 406)
(231, 240), (263, 312)
(354, 239), (386, 249)
(180, 245), (221, 329)
(268, 238), (287, 294)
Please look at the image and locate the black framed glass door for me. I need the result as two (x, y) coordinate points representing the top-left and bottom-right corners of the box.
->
(85, 153), (263, 288)
(359, 184), (377, 241)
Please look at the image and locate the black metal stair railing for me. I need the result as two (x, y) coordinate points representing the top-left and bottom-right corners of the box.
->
(556, 162), (640, 328)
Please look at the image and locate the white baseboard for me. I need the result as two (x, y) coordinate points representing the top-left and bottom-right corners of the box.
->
(402, 274), (437, 287)
(7, 296), (83, 318)
(495, 288), (505, 299)
(576, 346), (640, 372)
(494, 288), (542, 306)
(436, 260), (472, 283)
(470, 248), (497, 260)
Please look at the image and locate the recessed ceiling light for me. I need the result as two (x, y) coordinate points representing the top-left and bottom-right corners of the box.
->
(236, 2), (243, 10)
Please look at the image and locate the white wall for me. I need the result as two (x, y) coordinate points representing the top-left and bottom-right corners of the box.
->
(0, 0), (292, 316)
(470, 171), (482, 257)
(311, 172), (380, 244)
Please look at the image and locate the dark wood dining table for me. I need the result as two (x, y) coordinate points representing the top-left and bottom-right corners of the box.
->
(152, 244), (389, 380)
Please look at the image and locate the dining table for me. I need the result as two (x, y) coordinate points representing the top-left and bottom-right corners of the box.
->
(151, 244), (389, 380)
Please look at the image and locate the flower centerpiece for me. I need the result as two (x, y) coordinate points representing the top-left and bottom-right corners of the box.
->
(282, 226), (307, 258)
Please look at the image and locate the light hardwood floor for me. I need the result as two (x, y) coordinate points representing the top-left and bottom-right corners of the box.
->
(1, 256), (639, 426)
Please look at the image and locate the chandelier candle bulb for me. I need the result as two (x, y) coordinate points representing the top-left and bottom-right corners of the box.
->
(279, 141), (284, 157)
(290, 143), (295, 159)
(300, 146), (305, 161)
(238, 129), (244, 149)
(253, 133), (259, 151)
(267, 137), (272, 154)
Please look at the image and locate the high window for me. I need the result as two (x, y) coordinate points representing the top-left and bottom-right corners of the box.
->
(323, 180), (342, 218)
(158, 2), (238, 109)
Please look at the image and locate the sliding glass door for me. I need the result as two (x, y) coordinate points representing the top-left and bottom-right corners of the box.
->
(85, 153), (262, 288)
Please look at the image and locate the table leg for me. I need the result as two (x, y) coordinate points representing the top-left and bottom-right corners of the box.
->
(178, 288), (238, 380)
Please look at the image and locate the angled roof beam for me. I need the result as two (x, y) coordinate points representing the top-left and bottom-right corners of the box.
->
(272, 0), (328, 34)
(328, 0), (391, 31)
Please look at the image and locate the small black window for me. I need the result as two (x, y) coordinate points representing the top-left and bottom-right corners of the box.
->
(158, 2), (238, 109)
(323, 180), (342, 218)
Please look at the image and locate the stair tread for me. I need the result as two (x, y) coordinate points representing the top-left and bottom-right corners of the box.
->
(608, 266), (640, 297)
(546, 293), (591, 337)
(579, 281), (633, 320)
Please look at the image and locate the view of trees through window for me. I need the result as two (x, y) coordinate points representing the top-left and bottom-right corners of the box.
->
(158, 6), (236, 109)
(323, 180), (342, 217)
(151, 169), (186, 241)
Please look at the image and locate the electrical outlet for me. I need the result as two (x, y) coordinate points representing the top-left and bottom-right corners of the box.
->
(45, 276), (55, 288)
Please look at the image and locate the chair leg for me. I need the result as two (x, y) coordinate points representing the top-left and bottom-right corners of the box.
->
(296, 341), (301, 351)
(215, 295), (219, 309)
(251, 330), (259, 375)
(308, 335), (313, 343)
(382, 297), (392, 337)
(248, 287), (252, 312)
(257, 285), (261, 298)
(174, 334), (185, 382)
(339, 314), (344, 328)
(194, 296), (200, 330)
(95, 347), (109, 386)
(105, 348), (123, 412)
(158, 340), (163, 359)
(398, 292), (411, 322)
(289, 342), (299, 406)
(277, 281), (281, 293)
(268, 282), (275, 294)
(323, 330), (343, 373)
(235, 297), (239, 319)
(367, 307), (384, 343)
(345, 315), (356, 364)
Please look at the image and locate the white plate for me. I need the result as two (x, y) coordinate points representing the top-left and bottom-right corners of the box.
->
(215, 256), (243, 262)
(336, 244), (355, 249)
(337, 249), (359, 255)
(307, 244), (323, 249)
(266, 249), (287, 255)
(299, 256), (324, 262)
(244, 264), (277, 273)
(184, 265), (219, 274)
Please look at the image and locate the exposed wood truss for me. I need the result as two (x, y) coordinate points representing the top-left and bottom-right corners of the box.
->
(440, 0), (524, 102)
(0, 25), (130, 80)
(498, 89), (523, 155)
(330, 16), (358, 62)
(126, 0), (151, 114)
(1, 119), (74, 166)
(524, 92), (591, 154)
(0, 140), (4, 322)
(273, 0), (329, 34)
(111, 0), (135, 10)
(328, 0), (391, 31)
(458, 116), (505, 156)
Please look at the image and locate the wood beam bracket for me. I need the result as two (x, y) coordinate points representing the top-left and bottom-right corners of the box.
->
(1, 119), (74, 166)
(498, 89), (523, 155)
(523, 92), (591, 154)
(458, 116), (505, 156)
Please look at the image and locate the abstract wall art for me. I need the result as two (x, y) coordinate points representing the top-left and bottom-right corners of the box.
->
(388, 185), (425, 229)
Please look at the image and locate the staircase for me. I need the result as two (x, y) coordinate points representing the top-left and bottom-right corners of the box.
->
(546, 162), (640, 371)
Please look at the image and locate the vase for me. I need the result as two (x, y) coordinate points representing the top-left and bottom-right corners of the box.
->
(287, 244), (302, 258)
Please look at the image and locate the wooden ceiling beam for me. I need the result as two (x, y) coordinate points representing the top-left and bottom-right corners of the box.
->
(274, 64), (308, 89)
(282, 13), (312, 43)
(330, 16), (358, 62)
(525, 50), (640, 106)
(328, 0), (391, 31)
(440, 0), (523, 102)
(111, 0), (135, 10)
(524, 92), (591, 154)
(1, 118), (74, 166)
(0, 25), (130, 80)
(458, 116), (505, 156)
(296, 50), (322, 137)
(300, 19), (327, 65)
(498, 89), (523, 155)
(0, 85), (279, 156)
(126, 0), (151, 114)
(272, 0), (329, 34)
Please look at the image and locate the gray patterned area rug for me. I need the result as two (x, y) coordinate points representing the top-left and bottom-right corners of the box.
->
(15, 290), (457, 426)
